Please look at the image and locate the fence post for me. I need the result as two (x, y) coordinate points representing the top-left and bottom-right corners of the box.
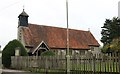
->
(118, 52), (120, 73)
(92, 55), (96, 74)
(45, 57), (48, 74)
(11, 56), (13, 68)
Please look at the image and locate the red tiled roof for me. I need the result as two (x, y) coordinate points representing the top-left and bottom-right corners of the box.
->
(22, 24), (100, 50)
(21, 27), (33, 46)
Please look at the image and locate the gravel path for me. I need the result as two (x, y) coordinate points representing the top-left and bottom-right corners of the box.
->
(1, 69), (39, 74)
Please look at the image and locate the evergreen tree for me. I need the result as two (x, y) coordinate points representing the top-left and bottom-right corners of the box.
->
(101, 17), (120, 45)
(2, 39), (28, 68)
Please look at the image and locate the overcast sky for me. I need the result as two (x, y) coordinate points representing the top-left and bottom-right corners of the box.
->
(0, 0), (120, 50)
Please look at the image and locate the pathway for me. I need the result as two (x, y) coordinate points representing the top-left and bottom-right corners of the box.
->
(1, 69), (40, 74)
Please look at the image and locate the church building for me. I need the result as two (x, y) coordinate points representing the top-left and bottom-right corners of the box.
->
(17, 9), (100, 56)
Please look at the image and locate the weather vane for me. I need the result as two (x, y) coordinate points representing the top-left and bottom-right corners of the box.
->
(23, 5), (25, 11)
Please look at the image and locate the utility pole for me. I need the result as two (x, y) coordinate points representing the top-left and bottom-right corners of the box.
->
(0, 45), (1, 51)
(66, 0), (70, 73)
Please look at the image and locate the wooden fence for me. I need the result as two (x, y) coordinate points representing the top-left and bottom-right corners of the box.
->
(11, 53), (120, 73)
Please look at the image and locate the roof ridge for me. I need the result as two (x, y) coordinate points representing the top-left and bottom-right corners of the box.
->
(28, 23), (88, 32)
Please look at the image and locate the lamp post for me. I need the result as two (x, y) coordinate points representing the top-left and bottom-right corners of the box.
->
(0, 45), (1, 57)
(66, 0), (70, 73)
(0, 45), (1, 74)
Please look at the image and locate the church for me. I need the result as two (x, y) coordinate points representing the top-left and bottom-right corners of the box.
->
(17, 9), (100, 56)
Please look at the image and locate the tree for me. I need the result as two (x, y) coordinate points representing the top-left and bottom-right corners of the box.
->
(2, 39), (28, 68)
(110, 37), (120, 51)
(101, 17), (120, 45)
(101, 43), (114, 53)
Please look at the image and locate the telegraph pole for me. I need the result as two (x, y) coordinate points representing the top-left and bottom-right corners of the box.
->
(66, 0), (70, 73)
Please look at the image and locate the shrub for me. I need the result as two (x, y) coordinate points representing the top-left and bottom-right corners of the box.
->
(2, 39), (28, 68)
(41, 50), (55, 56)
